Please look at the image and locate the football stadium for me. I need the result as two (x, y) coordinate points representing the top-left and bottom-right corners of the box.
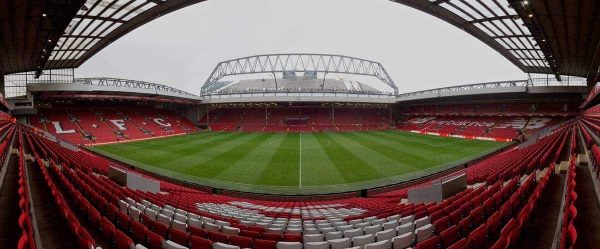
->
(1, 1), (600, 249)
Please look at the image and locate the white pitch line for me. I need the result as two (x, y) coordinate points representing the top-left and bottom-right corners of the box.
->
(299, 133), (302, 187)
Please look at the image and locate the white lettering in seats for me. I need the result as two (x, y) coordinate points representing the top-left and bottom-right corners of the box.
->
(52, 121), (75, 134)
(110, 119), (127, 130)
(153, 118), (172, 127)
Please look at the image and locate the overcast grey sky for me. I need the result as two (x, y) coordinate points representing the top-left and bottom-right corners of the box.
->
(76, 0), (526, 94)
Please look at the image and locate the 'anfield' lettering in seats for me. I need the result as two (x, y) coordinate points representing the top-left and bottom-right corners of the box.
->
(153, 118), (172, 127)
(110, 119), (127, 130)
(51, 121), (76, 134)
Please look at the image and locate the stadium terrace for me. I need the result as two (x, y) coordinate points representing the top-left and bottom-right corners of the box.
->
(1, 1), (600, 249)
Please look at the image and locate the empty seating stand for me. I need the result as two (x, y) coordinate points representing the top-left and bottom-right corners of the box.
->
(29, 107), (198, 145)
(205, 106), (390, 133)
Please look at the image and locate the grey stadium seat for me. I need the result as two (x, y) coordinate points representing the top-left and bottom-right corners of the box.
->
(276, 242), (303, 249)
(329, 238), (352, 249)
(365, 240), (391, 249)
(392, 232), (415, 249)
(304, 241), (329, 249)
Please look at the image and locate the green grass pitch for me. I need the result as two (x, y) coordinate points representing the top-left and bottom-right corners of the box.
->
(89, 131), (507, 194)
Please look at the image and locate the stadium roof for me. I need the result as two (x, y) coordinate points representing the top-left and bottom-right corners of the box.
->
(1, 0), (599, 85)
(0, 0), (203, 76)
(392, 0), (600, 83)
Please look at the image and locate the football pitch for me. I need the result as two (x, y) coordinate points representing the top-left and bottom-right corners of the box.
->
(89, 131), (508, 194)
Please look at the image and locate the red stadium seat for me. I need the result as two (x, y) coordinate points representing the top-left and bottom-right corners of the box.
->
(415, 236), (440, 249)
(117, 211), (132, 231)
(433, 217), (450, 233)
(208, 231), (228, 244)
(254, 239), (277, 249)
(189, 226), (208, 238)
(447, 238), (468, 249)
(230, 235), (254, 248)
(240, 230), (260, 239)
(147, 232), (165, 249)
(468, 223), (488, 249)
(100, 217), (115, 241)
(114, 229), (134, 249)
(439, 225), (459, 247)
(261, 232), (282, 241)
(282, 233), (301, 242)
(131, 220), (148, 243)
(170, 228), (190, 246)
(190, 235), (213, 249)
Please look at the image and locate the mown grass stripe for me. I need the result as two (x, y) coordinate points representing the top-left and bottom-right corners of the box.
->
(329, 132), (421, 175)
(367, 131), (476, 156)
(95, 132), (242, 165)
(214, 133), (285, 184)
(183, 133), (271, 178)
(341, 132), (438, 169)
(356, 131), (468, 162)
(154, 132), (257, 171)
(300, 133), (346, 186)
(254, 133), (300, 186)
(319, 133), (384, 182)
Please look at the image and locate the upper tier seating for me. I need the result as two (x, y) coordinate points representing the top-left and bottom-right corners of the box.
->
(28, 107), (197, 145)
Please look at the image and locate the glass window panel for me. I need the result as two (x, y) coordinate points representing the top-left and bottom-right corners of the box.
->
(89, 21), (112, 36)
(480, 21), (502, 36)
(492, 20), (512, 35)
(519, 37), (534, 49)
(440, 3), (474, 21)
(511, 37), (526, 49)
(501, 37), (517, 49)
(502, 19), (524, 35)
(474, 23), (496, 36)
(71, 18), (93, 35)
(449, 0), (483, 19)
(99, 23), (121, 36)
(456, 0), (493, 18)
